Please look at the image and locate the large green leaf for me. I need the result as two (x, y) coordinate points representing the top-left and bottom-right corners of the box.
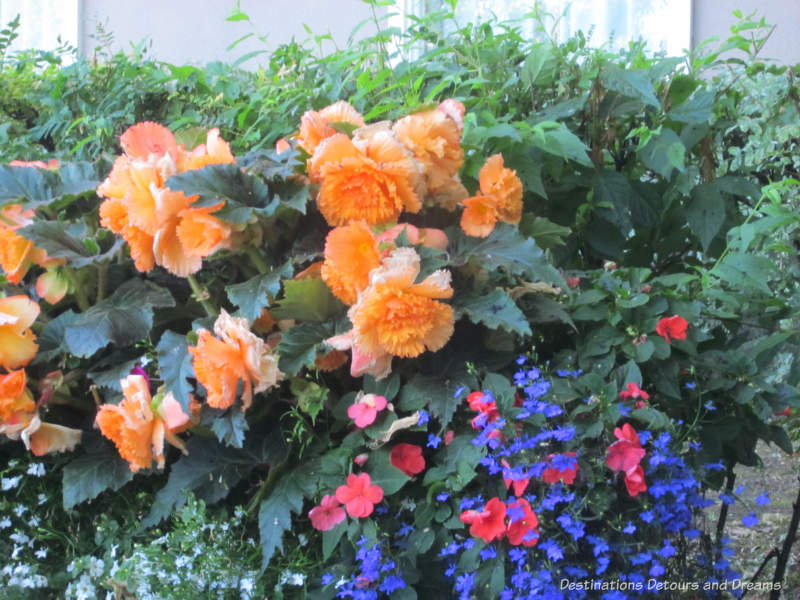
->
(33, 310), (80, 364)
(277, 321), (336, 376)
(668, 89), (714, 124)
(449, 224), (563, 285)
(593, 171), (635, 235)
(600, 65), (660, 108)
(210, 409), (249, 448)
(270, 277), (344, 322)
(0, 165), (58, 207)
(225, 261), (292, 322)
(20, 221), (122, 268)
(397, 371), (476, 429)
(366, 447), (410, 495)
(639, 129), (685, 179)
(456, 289), (532, 336)
(686, 182), (725, 252)
(58, 161), (101, 196)
(157, 331), (196, 414)
(711, 252), (774, 295)
(519, 214), (570, 249)
(528, 121), (592, 166)
(144, 431), (287, 527)
(64, 280), (175, 358)
(62, 440), (134, 509)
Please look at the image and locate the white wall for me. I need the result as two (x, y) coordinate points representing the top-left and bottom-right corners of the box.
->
(78, 0), (383, 66)
(692, 0), (800, 64)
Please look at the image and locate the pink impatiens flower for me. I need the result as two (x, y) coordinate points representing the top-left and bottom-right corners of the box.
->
(606, 423), (648, 497)
(308, 494), (346, 531)
(347, 393), (387, 428)
(335, 473), (384, 518)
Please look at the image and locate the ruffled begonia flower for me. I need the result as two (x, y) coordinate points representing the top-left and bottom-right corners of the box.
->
(375, 223), (449, 253)
(297, 100), (365, 156)
(390, 442), (425, 476)
(325, 329), (393, 380)
(348, 247), (453, 359)
(308, 494), (347, 531)
(393, 99), (468, 210)
(505, 497), (540, 547)
(460, 154), (523, 238)
(347, 393), (387, 428)
(0, 204), (64, 285)
(0, 296), (39, 370)
(95, 374), (194, 472)
(501, 458), (530, 497)
(189, 309), (283, 411)
(656, 315), (688, 344)
(0, 369), (82, 456)
(541, 451), (578, 485)
(308, 127), (422, 226)
(460, 497), (506, 543)
(98, 123), (234, 276)
(321, 221), (381, 305)
(335, 472), (384, 518)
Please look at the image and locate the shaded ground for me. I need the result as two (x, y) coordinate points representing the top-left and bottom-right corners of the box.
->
(719, 440), (800, 599)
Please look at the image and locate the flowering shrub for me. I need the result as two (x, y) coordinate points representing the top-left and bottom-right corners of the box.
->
(1, 5), (799, 598)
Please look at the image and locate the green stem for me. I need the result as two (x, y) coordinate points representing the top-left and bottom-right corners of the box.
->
(247, 459), (289, 517)
(63, 266), (89, 311)
(186, 274), (216, 317)
(244, 246), (269, 274)
(96, 260), (108, 303)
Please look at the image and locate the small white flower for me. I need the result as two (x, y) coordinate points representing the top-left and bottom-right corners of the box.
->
(10, 532), (30, 545)
(297, 533), (308, 546)
(34, 548), (48, 559)
(1, 475), (22, 490)
(14, 504), (27, 517)
(26, 463), (45, 477)
(0, 517), (12, 529)
(28, 516), (41, 528)
(88, 557), (105, 578)
(37, 493), (47, 505)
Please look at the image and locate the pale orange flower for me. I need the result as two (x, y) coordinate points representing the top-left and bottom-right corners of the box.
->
(178, 128), (236, 171)
(0, 204), (64, 284)
(0, 296), (39, 370)
(393, 100), (468, 209)
(349, 247), (454, 359)
(375, 223), (449, 253)
(95, 374), (193, 472)
(35, 268), (70, 304)
(0, 369), (81, 456)
(321, 222), (381, 305)
(189, 310), (283, 410)
(308, 127), (422, 226)
(325, 329), (393, 380)
(98, 123), (234, 276)
(460, 154), (523, 238)
(9, 159), (59, 170)
(297, 100), (365, 155)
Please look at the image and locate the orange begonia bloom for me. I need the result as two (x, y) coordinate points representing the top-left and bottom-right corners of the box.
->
(96, 374), (194, 472)
(375, 223), (449, 253)
(393, 100), (468, 210)
(460, 154), (523, 238)
(0, 369), (81, 456)
(0, 296), (39, 370)
(321, 222), (381, 305)
(98, 123), (235, 277)
(308, 127), (422, 227)
(349, 247), (454, 359)
(189, 310), (283, 411)
(0, 204), (64, 285)
(297, 100), (366, 156)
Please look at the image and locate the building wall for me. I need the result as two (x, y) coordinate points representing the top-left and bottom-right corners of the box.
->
(692, 0), (800, 64)
(78, 0), (382, 66)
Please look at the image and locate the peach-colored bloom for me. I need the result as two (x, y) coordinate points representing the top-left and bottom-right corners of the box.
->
(95, 374), (192, 472)
(178, 128), (236, 171)
(121, 122), (180, 162)
(189, 310), (283, 410)
(297, 100), (365, 155)
(35, 268), (69, 304)
(314, 348), (349, 371)
(349, 247), (454, 358)
(0, 296), (39, 370)
(308, 128), (422, 226)
(321, 222), (381, 305)
(393, 100), (468, 209)
(325, 329), (393, 380)
(0, 369), (81, 456)
(460, 154), (523, 238)
(0, 204), (63, 284)
(375, 223), (449, 252)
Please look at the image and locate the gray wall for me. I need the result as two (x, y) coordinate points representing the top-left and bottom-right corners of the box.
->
(79, 0), (381, 66)
(692, 0), (800, 64)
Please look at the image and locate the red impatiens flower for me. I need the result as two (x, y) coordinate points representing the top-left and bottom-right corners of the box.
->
(619, 382), (649, 401)
(347, 393), (387, 428)
(466, 390), (499, 428)
(390, 443), (426, 477)
(501, 458), (530, 496)
(606, 424), (646, 473)
(541, 452), (578, 485)
(335, 473), (384, 518)
(655, 315), (688, 344)
(444, 430), (454, 445)
(624, 464), (648, 497)
(308, 494), (346, 531)
(460, 497), (507, 543)
(505, 497), (540, 547)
